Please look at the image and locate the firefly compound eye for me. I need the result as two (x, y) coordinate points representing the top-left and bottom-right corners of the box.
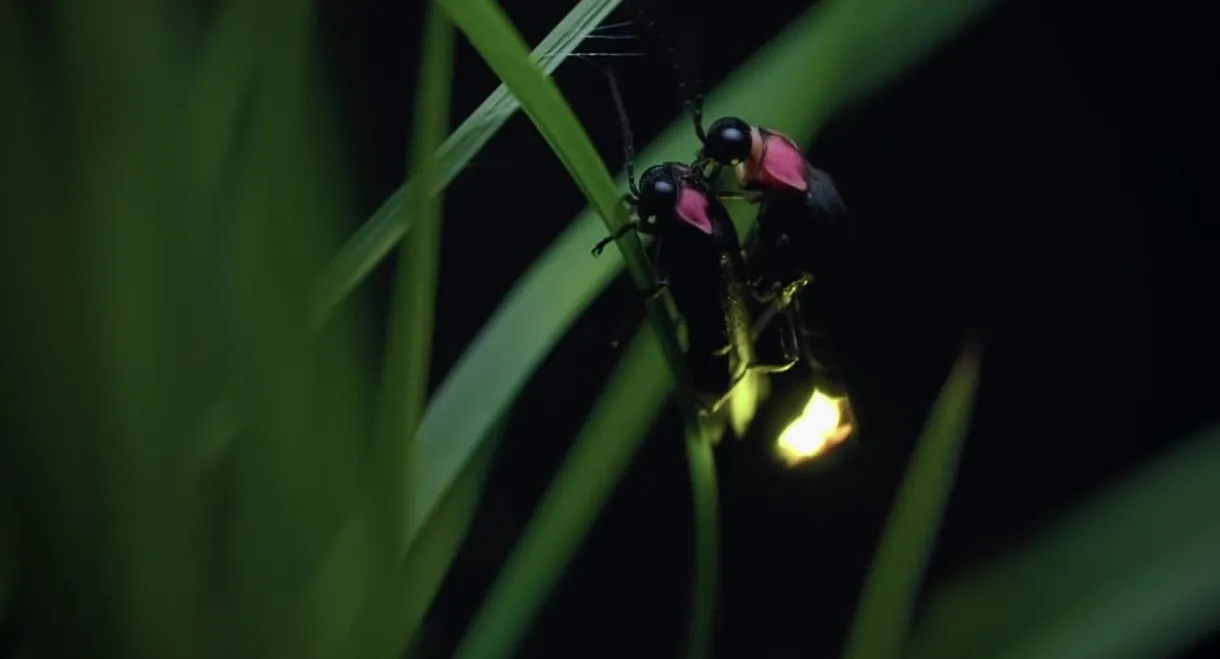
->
(704, 116), (753, 166)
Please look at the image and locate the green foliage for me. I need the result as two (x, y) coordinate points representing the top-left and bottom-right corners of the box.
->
(905, 422), (1220, 659)
(844, 340), (983, 659)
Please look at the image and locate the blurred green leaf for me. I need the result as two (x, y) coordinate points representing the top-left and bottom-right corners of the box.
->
(904, 422), (1220, 659)
(192, 2), (631, 472)
(401, 418), (506, 657)
(182, 0), (265, 221)
(842, 338), (983, 659)
(685, 425), (721, 659)
(204, 1), (378, 658)
(451, 327), (671, 659)
(366, 3), (454, 653)
(312, 0), (626, 320)
(50, 2), (213, 658)
(412, 0), (703, 543)
(377, 0), (453, 568)
(0, 482), (16, 626)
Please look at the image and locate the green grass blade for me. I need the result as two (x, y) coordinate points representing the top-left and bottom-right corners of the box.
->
(213, 2), (384, 658)
(50, 2), (214, 657)
(451, 327), (672, 659)
(401, 417), (507, 657)
(181, 0), (264, 219)
(433, 0), (674, 298)
(0, 482), (16, 626)
(312, 0), (625, 319)
(424, 5), (715, 657)
(904, 422), (1220, 659)
(1, 8), (115, 655)
(841, 339), (983, 659)
(377, 0), (454, 566)
(188, 1), (627, 478)
(686, 430), (721, 659)
(413, 0), (701, 539)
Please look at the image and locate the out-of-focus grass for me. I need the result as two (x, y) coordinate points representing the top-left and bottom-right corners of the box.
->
(361, 3), (454, 655)
(380, 0), (453, 587)
(2, 0), (380, 657)
(0, 484), (15, 625)
(843, 339), (982, 659)
(905, 422), (1220, 659)
(313, 0), (628, 319)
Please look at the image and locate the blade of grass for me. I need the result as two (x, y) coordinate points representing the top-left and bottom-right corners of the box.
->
(0, 482), (15, 626)
(401, 416), (507, 657)
(420, 0), (705, 530)
(432, 2), (716, 656)
(433, 0), (666, 299)
(52, 1), (216, 657)
(685, 426), (721, 659)
(216, 1), (384, 657)
(0, 8), (116, 656)
(841, 338), (983, 659)
(451, 326), (672, 659)
(347, 5), (455, 656)
(377, 0), (454, 569)
(182, 0), (265, 218)
(312, 0), (625, 320)
(904, 421), (1220, 659)
(190, 0), (625, 493)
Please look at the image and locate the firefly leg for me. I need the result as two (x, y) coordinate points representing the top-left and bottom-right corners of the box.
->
(743, 316), (801, 376)
(607, 239), (670, 347)
(641, 237), (669, 300)
(642, 281), (669, 300)
(591, 219), (642, 256)
(698, 384), (738, 417)
(716, 189), (765, 204)
(696, 325), (801, 417)
(692, 358), (785, 414)
(790, 295), (831, 340)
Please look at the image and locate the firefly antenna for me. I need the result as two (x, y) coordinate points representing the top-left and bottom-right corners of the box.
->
(603, 63), (640, 199)
(667, 37), (706, 143)
(622, 2), (707, 142)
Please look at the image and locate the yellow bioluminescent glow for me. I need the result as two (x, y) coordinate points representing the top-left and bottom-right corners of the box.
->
(775, 389), (855, 466)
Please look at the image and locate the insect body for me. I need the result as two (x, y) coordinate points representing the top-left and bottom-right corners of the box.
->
(694, 114), (857, 419)
(591, 70), (800, 418)
(695, 116), (848, 300)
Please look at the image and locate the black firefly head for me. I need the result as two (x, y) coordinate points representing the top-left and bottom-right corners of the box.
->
(631, 164), (681, 230)
(626, 163), (713, 237)
(700, 116), (754, 167)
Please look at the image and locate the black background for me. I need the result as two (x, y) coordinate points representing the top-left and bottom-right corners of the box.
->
(319, 0), (1218, 656)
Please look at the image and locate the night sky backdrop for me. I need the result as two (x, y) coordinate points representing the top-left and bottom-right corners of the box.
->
(318, 0), (1217, 656)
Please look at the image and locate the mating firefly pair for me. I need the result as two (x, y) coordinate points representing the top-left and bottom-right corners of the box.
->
(591, 70), (853, 435)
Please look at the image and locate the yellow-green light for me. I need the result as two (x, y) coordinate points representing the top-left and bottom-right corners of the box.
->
(775, 388), (854, 466)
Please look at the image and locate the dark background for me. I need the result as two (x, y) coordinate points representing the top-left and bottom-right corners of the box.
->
(320, 0), (1217, 657)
